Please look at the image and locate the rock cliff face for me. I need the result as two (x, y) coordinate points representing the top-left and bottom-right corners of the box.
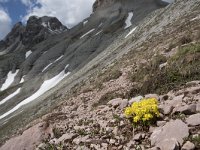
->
(0, 0), (199, 149)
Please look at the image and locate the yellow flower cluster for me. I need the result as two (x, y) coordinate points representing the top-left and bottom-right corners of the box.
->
(124, 98), (160, 124)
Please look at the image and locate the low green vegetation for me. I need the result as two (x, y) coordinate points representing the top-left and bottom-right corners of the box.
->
(129, 42), (200, 95)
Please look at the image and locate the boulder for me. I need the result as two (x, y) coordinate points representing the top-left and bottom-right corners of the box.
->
(159, 105), (174, 115)
(157, 139), (180, 150)
(186, 81), (200, 87)
(150, 119), (189, 147)
(145, 94), (160, 101)
(54, 133), (76, 144)
(186, 113), (200, 126)
(107, 98), (128, 109)
(133, 133), (143, 141)
(173, 104), (196, 115)
(129, 96), (143, 105)
(182, 141), (195, 150)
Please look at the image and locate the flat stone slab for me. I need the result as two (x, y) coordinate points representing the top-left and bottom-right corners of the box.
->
(186, 113), (200, 126)
(150, 119), (189, 147)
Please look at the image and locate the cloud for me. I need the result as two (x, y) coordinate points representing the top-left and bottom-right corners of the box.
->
(22, 0), (95, 28)
(0, 7), (12, 40)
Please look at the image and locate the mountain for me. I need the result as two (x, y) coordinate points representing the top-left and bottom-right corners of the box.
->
(0, 0), (200, 149)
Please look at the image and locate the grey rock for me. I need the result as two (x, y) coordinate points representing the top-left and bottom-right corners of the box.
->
(196, 104), (200, 112)
(159, 105), (174, 115)
(107, 98), (126, 108)
(186, 81), (200, 87)
(187, 87), (200, 95)
(157, 121), (167, 127)
(109, 139), (116, 144)
(157, 139), (180, 150)
(150, 119), (189, 146)
(129, 96), (143, 105)
(133, 133), (142, 141)
(182, 141), (195, 150)
(145, 94), (160, 101)
(173, 104), (196, 115)
(54, 133), (76, 144)
(186, 113), (200, 126)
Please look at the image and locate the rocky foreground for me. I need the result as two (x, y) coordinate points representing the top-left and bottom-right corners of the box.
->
(1, 80), (200, 150)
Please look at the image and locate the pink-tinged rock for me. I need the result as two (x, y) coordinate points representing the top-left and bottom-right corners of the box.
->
(182, 141), (195, 150)
(196, 103), (200, 112)
(157, 139), (180, 150)
(107, 98), (123, 108)
(145, 94), (160, 101)
(129, 96), (143, 105)
(173, 104), (196, 115)
(54, 133), (77, 144)
(186, 113), (200, 126)
(150, 119), (189, 147)
(159, 105), (174, 115)
(186, 81), (200, 87)
(187, 87), (200, 94)
(0, 122), (52, 150)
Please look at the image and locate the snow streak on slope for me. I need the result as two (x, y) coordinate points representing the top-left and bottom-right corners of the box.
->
(1, 70), (19, 91)
(0, 66), (70, 120)
(42, 63), (53, 72)
(80, 29), (95, 39)
(125, 27), (137, 38)
(0, 88), (21, 106)
(42, 55), (64, 72)
(124, 12), (133, 29)
(25, 50), (32, 58)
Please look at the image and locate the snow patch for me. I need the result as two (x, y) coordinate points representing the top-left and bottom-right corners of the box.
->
(191, 15), (200, 21)
(80, 29), (95, 39)
(0, 88), (21, 106)
(1, 70), (19, 91)
(125, 27), (137, 38)
(83, 20), (88, 25)
(41, 22), (47, 27)
(20, 76), (25, 83)
(0, 66), (70, 120)
(26, 50), (32, 58)
(124, 12), (133, 29)
(95, 30), (103, 36)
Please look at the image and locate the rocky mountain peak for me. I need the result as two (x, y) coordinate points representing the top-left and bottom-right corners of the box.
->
(92, 0), (169, 11)
(27, 16), (67, 31)
(93, 0), (116, 11)
(22, 16), (67, 47)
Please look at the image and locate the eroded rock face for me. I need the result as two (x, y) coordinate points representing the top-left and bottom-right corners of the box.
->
(0, 122), (52, 150)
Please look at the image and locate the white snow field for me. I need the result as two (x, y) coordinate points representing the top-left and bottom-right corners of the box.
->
(0, 66), (70, 120)
(25, 50), (32, 58)
(0, 70), (19, 91)
(0, 88), (21, 106)
(124, 12), (133, 29)
(80, 29), (95, 39)
(125, 27), (137, 38)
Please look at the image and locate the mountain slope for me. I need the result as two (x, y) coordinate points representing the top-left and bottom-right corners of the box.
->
(0, 0), (200, 149)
